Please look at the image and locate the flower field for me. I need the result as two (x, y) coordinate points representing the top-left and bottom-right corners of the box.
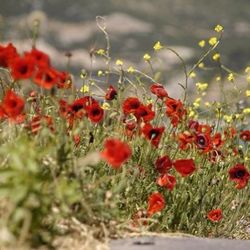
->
(0, 21), (249, 248)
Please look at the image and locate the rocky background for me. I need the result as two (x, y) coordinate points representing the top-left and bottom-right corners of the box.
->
(0, 0), (250, 98)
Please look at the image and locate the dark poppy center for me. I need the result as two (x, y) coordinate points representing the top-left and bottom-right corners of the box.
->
(140, 110), (148, 116)
(171, 104), (177, 110)
(9, 100), (17, 108)
(92, 108), (100, 116)
(196, 134), (207, 147)
(130, 102), (140, 109)
(149, 129), (159, 139)
(45, 73), (53, 82)
(72, 104), (83, 112)
(19, 65), (28, 75)
(235, 170), (246, 178)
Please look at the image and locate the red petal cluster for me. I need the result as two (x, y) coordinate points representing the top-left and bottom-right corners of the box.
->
(147, 192), (165, 217)
(240, 130), (250, 141)
(150, 83), (168, 99)
(165, 98), (186, 127)
(141, 123), (165, 147)
(228, 164), (249, 189)
(101, 138), (132, 168)
(156, 174), (176, 191)
(0, 90), (25, 122)
(207, 209), (223, 222)
(105, 85), (117, 101)
(173, 159), (196, 177)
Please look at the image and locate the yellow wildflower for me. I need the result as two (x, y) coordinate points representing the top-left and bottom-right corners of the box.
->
(127, 66), (135, 73)
(143, 53), (151, 61)
(209, 37), (217, 46)
(116, 59), (124, 66)
(188, 109), (196, 118)
(98, 70), (104, 77)
(96, 49), (105, 56)
(213, 53), (220, 61)
(235, 113), (241, 119)
(193, 98), (201, 108)
(198, 40), (206, 48)
(247, 76), (250, 83)
(153, 41), (163, 51)
(216, 76), (221, 82)
(80, 85), (89, 93)
(246, 90), (250, 97)
(214, 24), (224, 32)
(245, 66), (250, 73)
(227, 73), (234, 82)
(205, 102), (211, 107)
(223, 115), (233, 123)
(189, 72), (196, 78)
(243, 108), (250, 115)
(102, 102), (111, 110)
(198, 62), (205, 68)
(196, 82), (208, 91)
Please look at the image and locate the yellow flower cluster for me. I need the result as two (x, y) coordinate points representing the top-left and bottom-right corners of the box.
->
(80, 85), (89, 93)
(214, 24), (224, 32)
(209, 37), (217, 46)
(198, 40), (206, 48)
(127, 66), (135, 73)
(196, 82), (208, 91)
(143, 53), (151, 61)
(227, 73), (234, 82)
(153, 41), (164, 51)
(213, 53), (220, 61)
(116, 59), (124, 66)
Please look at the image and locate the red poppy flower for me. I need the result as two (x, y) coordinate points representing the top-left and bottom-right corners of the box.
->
(56, 71), (72, 89)
(156, 174), (176, 191)
(105, 85), (117, 101)
(122, 97), (141, 115)
(178, 131), (194, 150)
(165, 98), (186, 127)
(141, 123), (165, 147)
(25, 48), (50, 68)
(240, 130), (250, 142)
(188, 120), (200, 131)
(0, 43), (18, 68)
(125, 122), (137, 138)
(86, 103), (104, 123)
(10, 55), (35, 80)
(134, 104), (155, 122)
(155, 155), (172, 174)
(1, 90), (25, 120)
(73, 134), (81, 146)
(101, 138), (132, 168)
(173, 159), (196, 177)
(59, 99), (71, 118)
(64, 96), (98, 121)
(228, 164), (249, 189)
(150, 83), (168, 99)
(33, 67), (59, 89)
(147, 192), (165, 217)
(213, 133), (224, 148)
(30, 115), (54, 134)
(195, 133), (212, 152)
(207, 209), (223, 222)
(197, 124), (212, 134)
